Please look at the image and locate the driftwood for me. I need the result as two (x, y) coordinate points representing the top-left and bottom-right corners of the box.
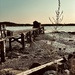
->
(17, 58), (63, 75)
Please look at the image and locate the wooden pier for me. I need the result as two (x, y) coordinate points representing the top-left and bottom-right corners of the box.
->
(0, 25), (44, 62)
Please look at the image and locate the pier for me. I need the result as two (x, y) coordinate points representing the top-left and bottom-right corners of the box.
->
(0, 23), (44, 62)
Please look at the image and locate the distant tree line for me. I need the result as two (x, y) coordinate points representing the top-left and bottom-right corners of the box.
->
(0, 22), (75, 26)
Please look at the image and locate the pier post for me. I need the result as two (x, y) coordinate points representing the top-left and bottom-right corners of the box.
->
(32, 30), (36, 40)
(0, 40), (6, 62)
(42, 26), (45, 34)
(26, 31), (32, 43)
(21, 33), (25, 49)
(0, 24), (7, 38)
(39, 27), (44, 34)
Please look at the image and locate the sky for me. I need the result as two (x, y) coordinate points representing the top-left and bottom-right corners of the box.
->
(0, 0), (75, 24)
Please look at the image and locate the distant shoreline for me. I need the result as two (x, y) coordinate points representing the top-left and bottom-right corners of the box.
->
(5, 24), (75, 26)
(0, 22), (75, 26)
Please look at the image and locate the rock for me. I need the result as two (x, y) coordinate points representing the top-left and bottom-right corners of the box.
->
(64, 69), (70, 75)
(43, 70), (56, 75)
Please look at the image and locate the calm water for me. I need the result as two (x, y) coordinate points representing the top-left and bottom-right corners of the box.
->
(6, 26), (75, 33)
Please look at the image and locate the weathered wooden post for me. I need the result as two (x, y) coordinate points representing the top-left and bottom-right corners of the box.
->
(39, 27), (45, 34)
(0, 40), (6, 62)
(0, 24), (6, 38)
(0, 25), (3, 38)
(26, 31), (32, 43)
(0, 25), (1, 38)
(9, 38), (12, 51)
(32, 30), (36, 40)
(7, 30), (13, 51)
(3, 24), (7, 37)
(42, 26), (45, 34)
(21, 33), (25, 49)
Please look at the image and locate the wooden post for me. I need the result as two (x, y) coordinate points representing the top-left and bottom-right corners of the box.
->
(3, 24), (6, 37)
(42, 27), (45, 34)
(0, 25), (3, 38)
(32, 30), (36, 40)
(9, 38), (12, 51)
(0, 40), (6, 62)
(37, 29), (39, 35)
(0, 30), (2, 38)
(21, 33), (25, 49)
(39, 28), (41, 34)
(40, 27), (44, 34)
(29, 31), (32, 42)
(26, 31), (32, 43)
(35, 29), (39, 36)
(0, 24), (7, 38)
(33, 30), (37, 37)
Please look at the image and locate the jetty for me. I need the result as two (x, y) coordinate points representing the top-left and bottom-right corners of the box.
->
(0, 21), (44, 62)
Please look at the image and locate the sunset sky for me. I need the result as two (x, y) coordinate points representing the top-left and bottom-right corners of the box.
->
(0, 0), (75, 24)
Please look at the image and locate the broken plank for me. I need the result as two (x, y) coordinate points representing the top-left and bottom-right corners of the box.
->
(16, 58), (63, 75)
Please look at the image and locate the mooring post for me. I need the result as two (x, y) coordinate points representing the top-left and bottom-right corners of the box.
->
(0, 40), (6, 62)
(21, 33), (25, 49)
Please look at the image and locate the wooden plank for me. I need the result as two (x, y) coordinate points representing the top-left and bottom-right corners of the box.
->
(7, 28), (38, 36)
(16, 58), (63, 75)
(6, 27), (44, 39)
(0, 38), (5, 42)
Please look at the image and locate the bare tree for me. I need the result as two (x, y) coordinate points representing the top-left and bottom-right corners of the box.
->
(49, 0), (63, 32)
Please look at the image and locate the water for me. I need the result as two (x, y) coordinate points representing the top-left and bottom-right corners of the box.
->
(6, 26), (32, 31)
(6, 26), (75, 33)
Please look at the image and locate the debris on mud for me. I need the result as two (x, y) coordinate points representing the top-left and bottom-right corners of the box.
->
(0, 32), (75, 75)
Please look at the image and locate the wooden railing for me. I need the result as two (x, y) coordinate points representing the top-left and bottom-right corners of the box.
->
(0, 26), (44, 62)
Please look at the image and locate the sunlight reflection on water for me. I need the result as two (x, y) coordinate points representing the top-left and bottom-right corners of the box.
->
(6, 26), (75, 33)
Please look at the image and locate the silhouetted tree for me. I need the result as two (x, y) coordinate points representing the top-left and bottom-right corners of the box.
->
(49, 0), (63, 31)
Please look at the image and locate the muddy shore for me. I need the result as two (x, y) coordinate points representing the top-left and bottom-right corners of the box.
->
(0, 32), (75, 75)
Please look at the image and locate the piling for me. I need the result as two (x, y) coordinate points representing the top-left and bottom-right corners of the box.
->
(0, 40), (6, 62)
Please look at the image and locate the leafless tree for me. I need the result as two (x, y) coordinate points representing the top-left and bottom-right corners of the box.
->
(49, 0), (63, 32)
